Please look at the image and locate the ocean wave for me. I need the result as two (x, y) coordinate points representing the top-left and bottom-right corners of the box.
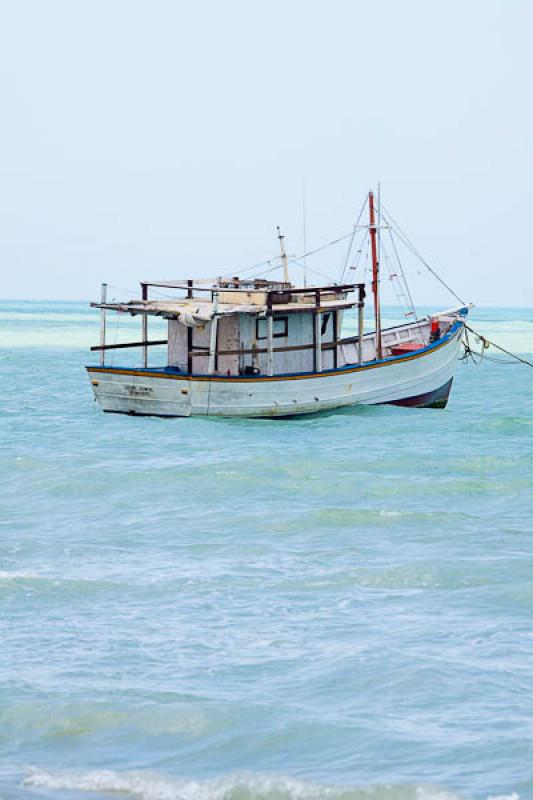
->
(0, 330), (164, 349)
(0, 569), (39, 580)
(22, 768), (465, 800)
(0, 570), (127, 598)
(0, 569), (89, 586)
(308, 508), (474, 527)
(0, 312), (98, 323)
(3, 702), (210, 741)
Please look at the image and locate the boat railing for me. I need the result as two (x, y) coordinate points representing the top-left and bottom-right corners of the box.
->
(136, 279), (365, 308)
(91, 280), (367, 371)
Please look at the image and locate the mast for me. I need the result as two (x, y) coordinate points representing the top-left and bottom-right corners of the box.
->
(368, 191), (382, 360)
(277, 226), (290, 285)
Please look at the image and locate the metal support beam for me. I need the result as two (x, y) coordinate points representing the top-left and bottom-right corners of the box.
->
(99, 283), (107, 366)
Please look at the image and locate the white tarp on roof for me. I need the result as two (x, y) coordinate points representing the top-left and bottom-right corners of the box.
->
(171, 304), (214, 327)
(96, 299), (264, 327)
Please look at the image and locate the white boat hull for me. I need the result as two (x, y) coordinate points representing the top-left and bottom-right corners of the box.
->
(87, 321), (465, 418)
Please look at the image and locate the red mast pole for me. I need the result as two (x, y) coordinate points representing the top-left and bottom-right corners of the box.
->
(368, 191), (382, 360)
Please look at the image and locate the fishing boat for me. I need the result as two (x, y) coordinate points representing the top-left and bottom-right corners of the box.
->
(87, 191), (469, 418)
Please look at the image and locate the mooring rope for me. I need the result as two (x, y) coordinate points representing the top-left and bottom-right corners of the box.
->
(463, 323), (533, 368)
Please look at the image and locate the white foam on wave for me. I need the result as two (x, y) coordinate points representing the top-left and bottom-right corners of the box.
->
(0, 569), (38, 580)
(23, 768), (466, 800)
(487, 795), (520, 800)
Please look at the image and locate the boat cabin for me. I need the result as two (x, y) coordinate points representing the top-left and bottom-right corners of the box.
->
(92, 278), (368, 377)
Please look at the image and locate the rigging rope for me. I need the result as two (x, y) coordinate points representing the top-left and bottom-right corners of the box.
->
(217, 256), (281, 280)
(340, 197), (368, 284)
(216, 231), (355, 284)
(295, 231), (355, 263)
(379, 237), (425, 345)
(348, 229), (370, 279)
(107, 198), (469, 313)
(386, 223), (418, 319)
(379, 203), (466, 306)
(463, 324), (533, 368)
(288, 257), (339, 284)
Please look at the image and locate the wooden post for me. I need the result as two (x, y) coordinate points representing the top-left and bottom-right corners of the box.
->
(312, 310), (317, 371)
(208, 317), (218, 374)
(207, 294), (219, 374)
(333, 309), (338, 369)
(315, 312), (322, 373)
(141, 283), (148, 368)
(267, 315), (274, 376)
(357, 301), (364, 365)
(100, 283), (107, 367)
(187, 279), (193, 298)
(187, 327), (193, 374)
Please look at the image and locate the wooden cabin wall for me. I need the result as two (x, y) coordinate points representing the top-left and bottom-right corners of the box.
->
(217, 317), (239, 375)
(167, 319), (188, 371)
(168, 318), (239, 375)
(273, 313), (314, 374)
(191, 324), (210, 374)
(320, 311), (335, 372)
(256, 311), (337, 374)
(169, 310), (348, 376)
(168, 319), (212, 375)
(338, 341), (358, 367)
(238, 315), (259, 373)
(238, 312), (330, 375)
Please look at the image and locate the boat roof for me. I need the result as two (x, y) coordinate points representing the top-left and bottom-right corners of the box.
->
(91, 279), (365, 322)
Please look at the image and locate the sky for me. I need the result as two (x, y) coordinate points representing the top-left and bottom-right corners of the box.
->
(0, 0), (531, 306)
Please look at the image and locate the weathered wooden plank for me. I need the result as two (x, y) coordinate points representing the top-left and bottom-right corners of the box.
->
(187, 336), (359, 358)
(90, 339), (167, 352)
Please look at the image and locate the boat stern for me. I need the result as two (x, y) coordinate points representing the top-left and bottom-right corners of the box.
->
(86, 367), (193, 417)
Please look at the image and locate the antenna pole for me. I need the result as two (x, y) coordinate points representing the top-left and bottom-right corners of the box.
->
(369, 191), (382, 360)
(302, 181), (307, 288)
(277, 226), (290, 285)
(99, 282), (107, 367)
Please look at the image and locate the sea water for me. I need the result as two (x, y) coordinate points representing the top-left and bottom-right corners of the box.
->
(0, 302), (532, 800)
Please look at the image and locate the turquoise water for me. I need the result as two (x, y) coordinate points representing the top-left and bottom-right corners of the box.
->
(1, 301), (532, 800)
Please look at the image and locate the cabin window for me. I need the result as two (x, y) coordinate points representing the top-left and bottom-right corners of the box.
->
(256, 316), (288, 339)
(321, 313), (331, 336)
